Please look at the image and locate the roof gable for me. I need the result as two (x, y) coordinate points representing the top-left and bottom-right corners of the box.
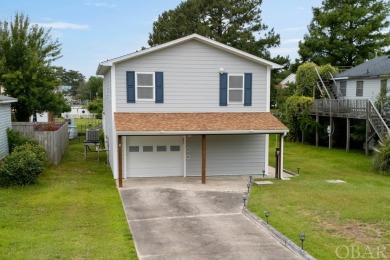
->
(97, 34), (282, 75)
(336, 56), (390, 79)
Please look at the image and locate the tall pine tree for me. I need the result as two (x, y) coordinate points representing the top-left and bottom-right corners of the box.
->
(148, 0), (281, 59)
(299, 0), (390, 67)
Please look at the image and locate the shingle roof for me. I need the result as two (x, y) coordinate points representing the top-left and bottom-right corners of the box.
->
(115, 112), (288, 134)
(0, 95), (17, 104)
(336, 56), (390, 78)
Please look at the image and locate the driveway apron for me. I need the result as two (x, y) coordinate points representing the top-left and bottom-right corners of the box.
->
(119, 177), (303, 260)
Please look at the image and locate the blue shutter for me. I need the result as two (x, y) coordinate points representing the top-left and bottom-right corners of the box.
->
(126, 71), (135, 103)
(219, 73), (228, 106)
(244, 73), (252, 106)
(155, 72), (164, 103)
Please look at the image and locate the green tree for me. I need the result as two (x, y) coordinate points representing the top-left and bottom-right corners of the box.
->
(148, 0), (281, 59)
(295, 62), (338, 97)
(87, 99), (103, 119)
(0, 13), (66, 121)
(298, 0), (390, 66)
(54, 66), (86, 96)
(86, 76), (103, 100)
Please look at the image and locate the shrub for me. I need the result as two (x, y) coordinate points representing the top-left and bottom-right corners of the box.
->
(6, 128), (38, 153)
(0, 143), (46, 186)
(99, 131), (105, 148)
(372, 137), (390, 175)
(34, 122), (60, 131)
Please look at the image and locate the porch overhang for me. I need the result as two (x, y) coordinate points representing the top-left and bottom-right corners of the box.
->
(114, 112), (289, 135)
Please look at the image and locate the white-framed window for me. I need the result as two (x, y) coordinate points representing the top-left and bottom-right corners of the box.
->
(228, 74), (244, 104)
(136, 72), (155, 101)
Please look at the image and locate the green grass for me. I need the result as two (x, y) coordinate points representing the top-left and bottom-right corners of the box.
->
(0, 139), (137, 259)
(248, 137), (390, 259)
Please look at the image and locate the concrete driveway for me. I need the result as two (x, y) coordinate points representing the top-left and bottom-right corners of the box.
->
(120, 177), (303, 260)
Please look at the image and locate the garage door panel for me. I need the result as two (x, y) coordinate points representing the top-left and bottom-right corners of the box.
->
(127, 136), (183, 177)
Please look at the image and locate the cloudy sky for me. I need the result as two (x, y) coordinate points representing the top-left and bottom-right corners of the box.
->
(0, 0), (322, 78)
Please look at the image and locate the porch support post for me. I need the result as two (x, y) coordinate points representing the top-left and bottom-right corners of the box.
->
(329, 117), (333, 149)
(365, 119), (369, 156)
(346, 117), (350, 152)
(202, 134), (206, 184)
(118, 135), (123, 188)
(279, 133), (284, 180)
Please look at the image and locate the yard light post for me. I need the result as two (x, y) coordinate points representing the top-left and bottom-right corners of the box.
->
(249, 175), (252, 184)
(264, 210), (269, 224)
(247, 183), (250, 193)
(299, 233), (306, 250)
(262, 170), (265, 178)
(297, 168), (300, 175)
(243, 196), (247, 208)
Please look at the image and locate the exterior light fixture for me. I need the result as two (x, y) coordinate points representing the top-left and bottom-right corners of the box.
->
(299, 233), (306, 250)
(249, 176), (253, 184)
(264, 210), (269, 224)
(297, 168), (300, 174)
(262, 170), (265, 178)
(247, 183), (250, 193)
(243, 196), (247, 208)
(219, 68), (224, 74)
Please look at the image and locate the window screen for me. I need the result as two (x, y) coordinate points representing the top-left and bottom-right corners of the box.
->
(228, 75), (243, 103)
(137, 73), (154, 100)
(339, 81), (346, 97)
(356, 81), (363, 97)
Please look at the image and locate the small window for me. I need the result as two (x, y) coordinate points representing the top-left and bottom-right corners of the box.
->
(339, 81), (346, 97)
(356, 81), (363, 97)
(136, 73), (154, 101)
(170, 145), (180, 152)
(157, 146), (167, 152)
(129, 146), (139, 152)
(143, 146), (153, 152)
(380, 80), (387, 96)
(228, 75), (244, 103)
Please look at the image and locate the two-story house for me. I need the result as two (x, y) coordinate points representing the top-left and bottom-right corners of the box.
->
(96, 34), (288, 186)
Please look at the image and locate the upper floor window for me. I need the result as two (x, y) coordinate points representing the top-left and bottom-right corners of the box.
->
(136, 72), (155, 101)
(356, 81), (363, 97)
(228, 74), (244, 104)
(339, 81), (346, 96)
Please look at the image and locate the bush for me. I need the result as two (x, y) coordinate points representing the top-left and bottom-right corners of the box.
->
(0, 143), (47, 186)
(6, 128), (38, 153)
(99, 131), (105, 148)
(34, 122), (61, 131)
(372, 137), (390, 175)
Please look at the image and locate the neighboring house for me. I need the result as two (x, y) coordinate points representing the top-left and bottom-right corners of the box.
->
(0, 95), (17, 160)
(277, 73), (296, 89)
(96, 34), (288, 185)
(334, 56), (390, 100)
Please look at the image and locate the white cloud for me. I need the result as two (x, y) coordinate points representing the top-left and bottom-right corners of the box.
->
(85, 2), (117, 8)
(282, 38), (302, 44)
(34, 22), (89, 30)
(283, 26), (306, 32)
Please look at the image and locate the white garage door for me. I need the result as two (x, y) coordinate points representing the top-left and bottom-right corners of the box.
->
(126, 136), (183, 177)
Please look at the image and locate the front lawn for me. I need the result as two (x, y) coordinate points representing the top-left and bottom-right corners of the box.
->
(0, 140), (137, 259)
(248, 137), (390, 259)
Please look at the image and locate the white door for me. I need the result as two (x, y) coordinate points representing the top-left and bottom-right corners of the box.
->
(127, 136), (183, 177)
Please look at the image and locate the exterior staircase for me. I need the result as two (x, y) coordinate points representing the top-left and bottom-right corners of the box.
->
(314, 68), (390, 143)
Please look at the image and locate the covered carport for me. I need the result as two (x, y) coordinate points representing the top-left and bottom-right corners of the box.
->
(115, 112), (288, 187)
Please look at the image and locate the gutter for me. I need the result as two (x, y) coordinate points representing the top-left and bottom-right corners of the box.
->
(116, 129), (289, 136)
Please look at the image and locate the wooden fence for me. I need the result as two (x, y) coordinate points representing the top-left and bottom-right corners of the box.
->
(12, 122), (69, 165)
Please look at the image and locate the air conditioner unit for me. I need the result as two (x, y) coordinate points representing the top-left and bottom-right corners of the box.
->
(86, 129), (99, 142)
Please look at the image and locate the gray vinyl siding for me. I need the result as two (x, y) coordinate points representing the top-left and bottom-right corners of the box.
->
(115, 40), (268, 112)
(102, 70), (114, 167)
(343, 78), (386, 101)
(186, 135), (265, 176)
(0, 104), (12, 160)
